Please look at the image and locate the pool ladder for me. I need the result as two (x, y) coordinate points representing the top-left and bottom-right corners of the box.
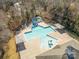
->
(48, 40), (53, 48)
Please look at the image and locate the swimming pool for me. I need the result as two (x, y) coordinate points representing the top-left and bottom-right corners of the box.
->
(24, 26), (57, 48)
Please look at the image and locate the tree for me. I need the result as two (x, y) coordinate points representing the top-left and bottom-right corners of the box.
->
(3, 1), (14, 12)
(35, 0), (48, 11)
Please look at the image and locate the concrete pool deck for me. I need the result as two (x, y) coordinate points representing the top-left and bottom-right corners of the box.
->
(38, 22), (49, 27)
(48, 31), (72, 45)
(15, 22), (74, 59)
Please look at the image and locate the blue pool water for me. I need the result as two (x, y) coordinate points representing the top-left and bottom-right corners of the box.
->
(24, 26), (57, 48)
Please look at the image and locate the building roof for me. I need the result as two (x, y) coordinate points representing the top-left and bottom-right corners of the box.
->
(36, 39), (79, 59)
